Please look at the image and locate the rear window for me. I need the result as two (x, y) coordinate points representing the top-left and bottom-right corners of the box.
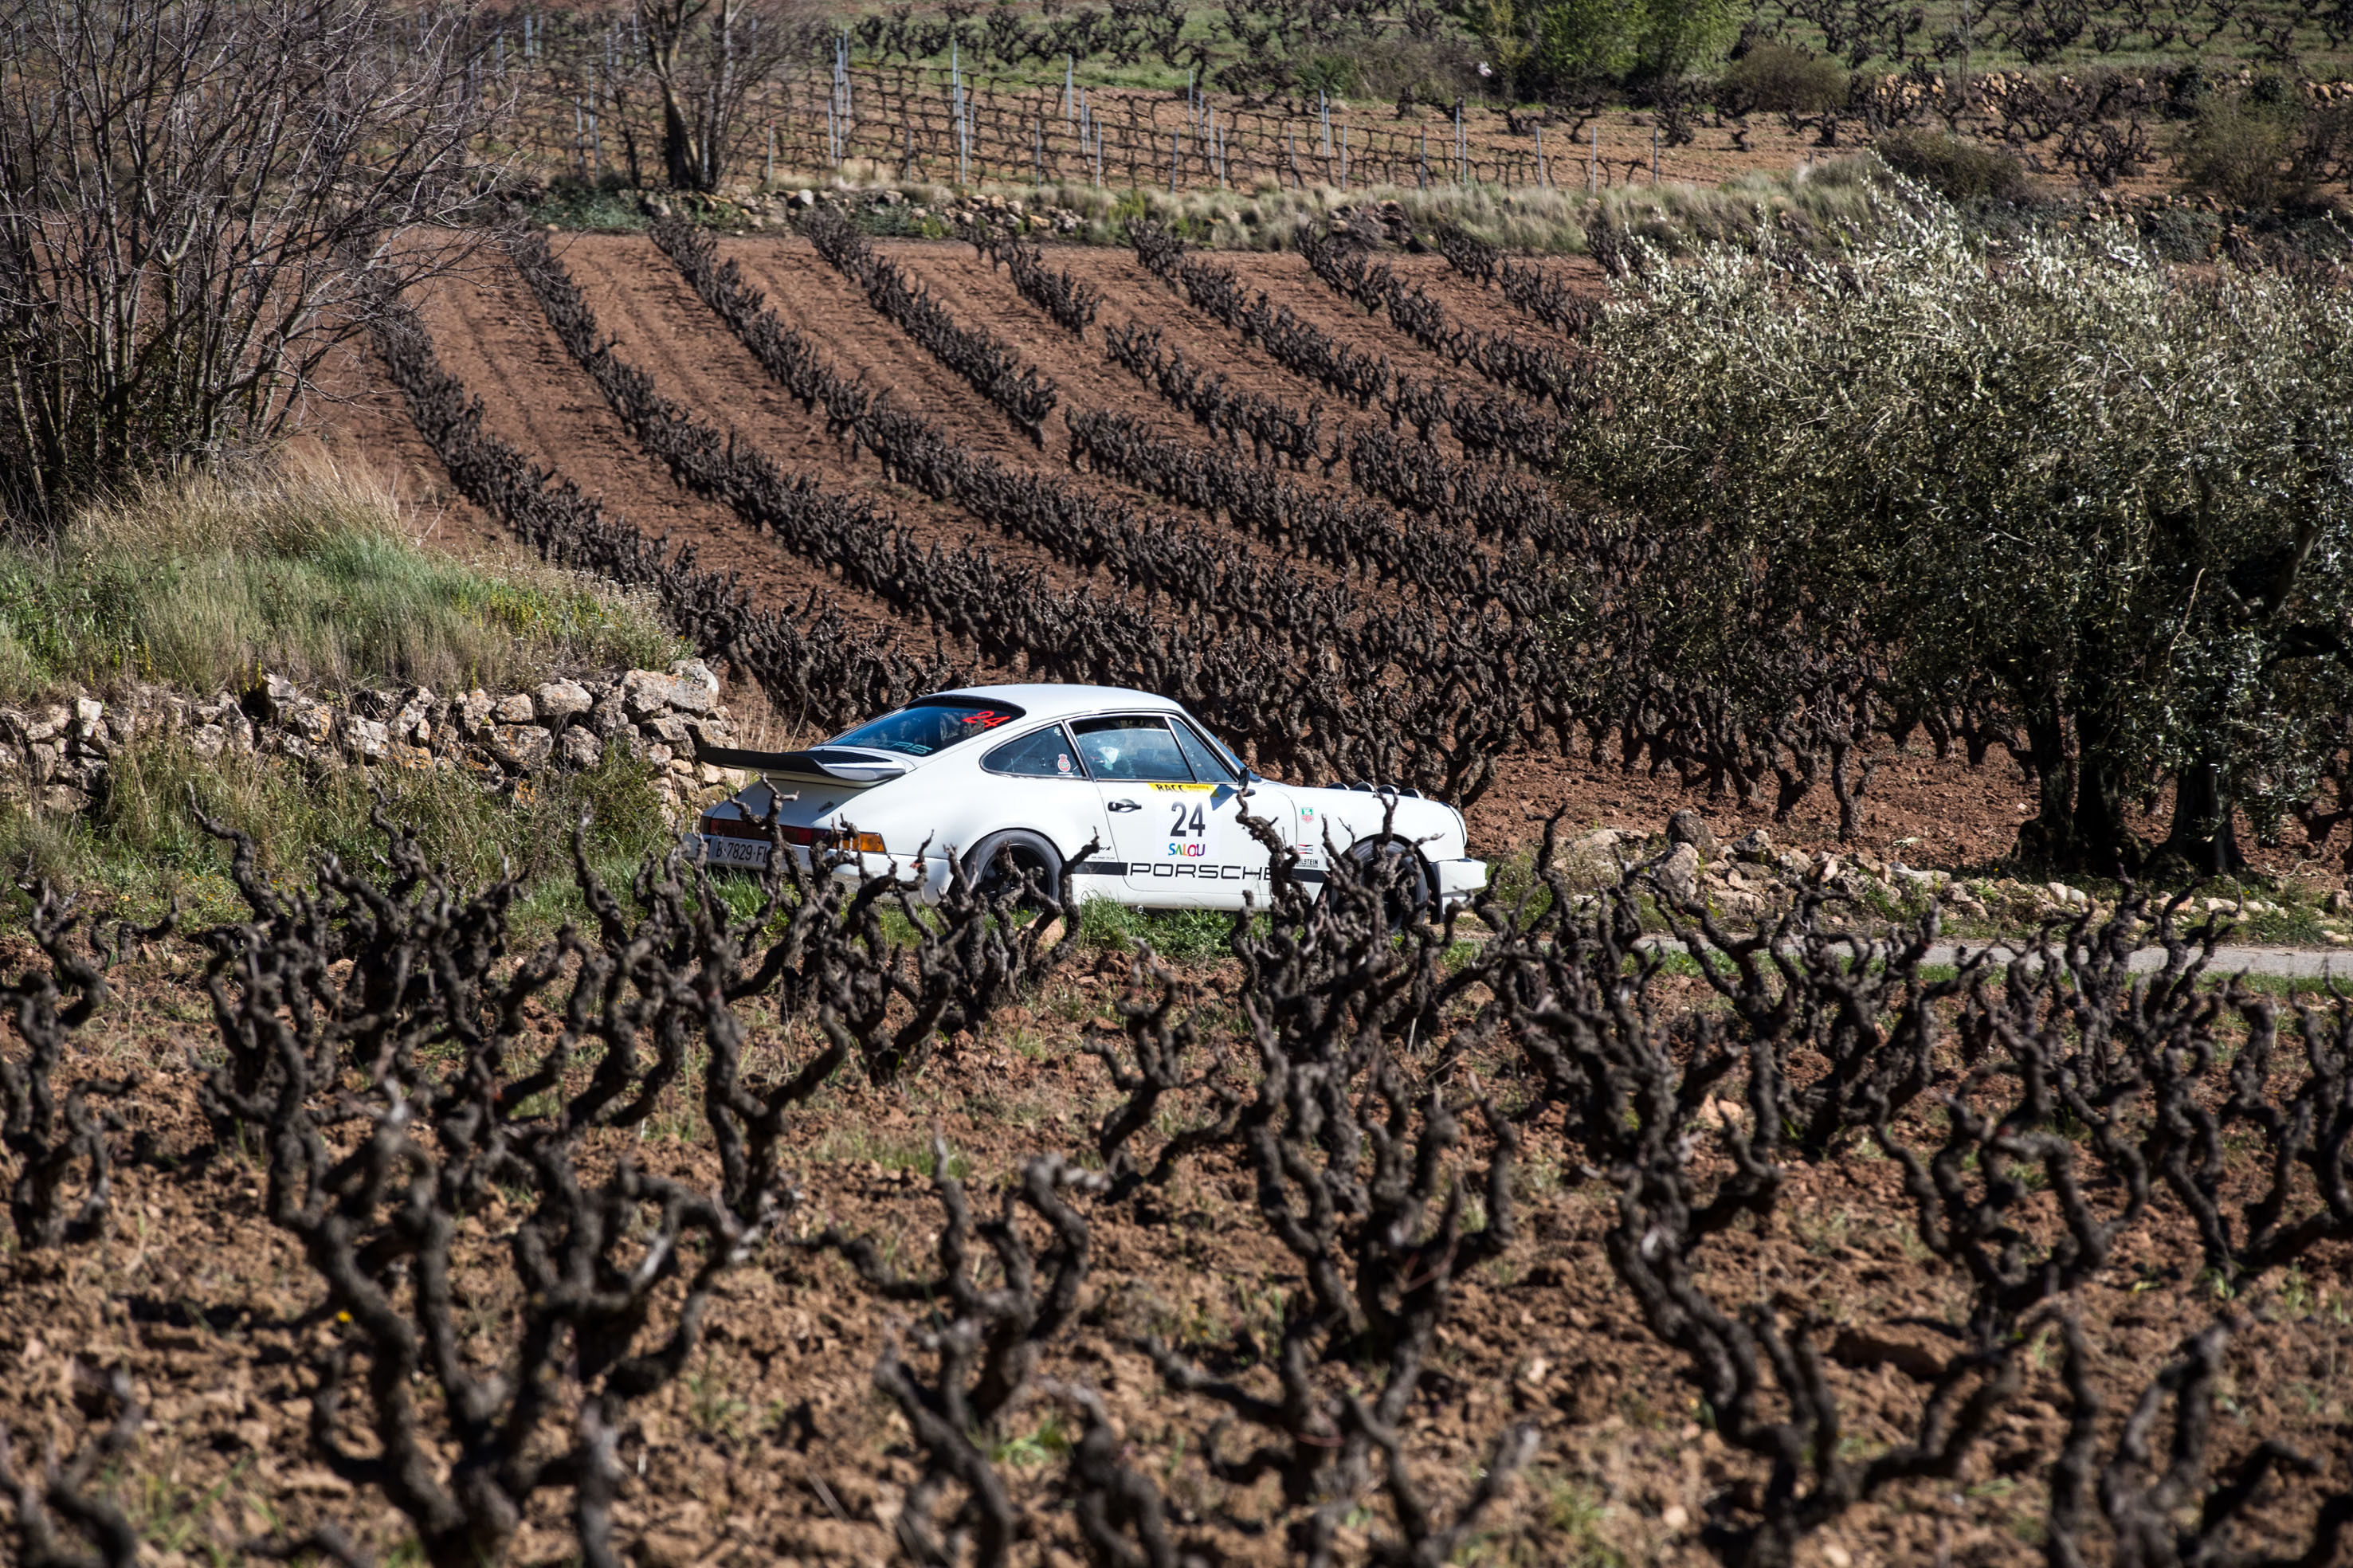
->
(828, 698), (1024, 759)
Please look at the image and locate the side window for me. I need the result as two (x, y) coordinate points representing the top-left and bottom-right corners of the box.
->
(1171, 720), (1240, 784)
(982, 724), (1085, 778)
(1072, 716), (1194, 782)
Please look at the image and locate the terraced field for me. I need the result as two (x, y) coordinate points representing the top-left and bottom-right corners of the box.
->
(328, 225), (2049, 872)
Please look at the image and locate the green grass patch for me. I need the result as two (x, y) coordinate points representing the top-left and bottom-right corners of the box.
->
(0, 459), (683, 704)
(2, 731), (673, 931)
(1076, 896), (1243, 962)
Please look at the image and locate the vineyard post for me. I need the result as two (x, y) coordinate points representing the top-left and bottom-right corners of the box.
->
(1958, 0), (1973, 111)
(1418, 127), (1427, 188)
(1652, 123), (1659, 183)
(1536, 123), (1547, 186)
(1064, 54), (1073, 121)
(766, 122), (774, 184)
(1589, 120), (1598, 190)
(1340, 125), (1348, 189)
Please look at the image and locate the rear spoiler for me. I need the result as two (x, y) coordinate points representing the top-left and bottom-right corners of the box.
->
(698, 744), (911, 784)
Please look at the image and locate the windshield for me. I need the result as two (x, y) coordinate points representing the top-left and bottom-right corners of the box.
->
(828, 699), (1024, 759)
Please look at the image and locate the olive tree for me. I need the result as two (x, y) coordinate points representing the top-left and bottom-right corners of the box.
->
(0, 0), (510, 526)
(1566, 189), (2353, 872)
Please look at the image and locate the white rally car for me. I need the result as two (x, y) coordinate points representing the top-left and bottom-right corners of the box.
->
(692, 684), (1486, 911)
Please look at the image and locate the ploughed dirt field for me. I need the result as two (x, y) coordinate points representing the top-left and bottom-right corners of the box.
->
(310, 232), (2284, 892)
(5, 900), (2351, 1567)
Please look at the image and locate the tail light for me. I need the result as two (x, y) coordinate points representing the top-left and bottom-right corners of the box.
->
(697, 816), (885, 854)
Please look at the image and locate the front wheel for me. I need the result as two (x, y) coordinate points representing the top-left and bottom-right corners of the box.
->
(963, 829), (1064, 911)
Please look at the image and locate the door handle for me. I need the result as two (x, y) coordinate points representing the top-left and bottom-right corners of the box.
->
(1107, 799), (1141, 813)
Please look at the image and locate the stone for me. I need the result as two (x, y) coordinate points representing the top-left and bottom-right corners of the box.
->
(616, 673), (705, 720)
(668, 658), (720, 697)
(641, 714), (692, 747)
(1731, 827), (1775, 861)
(534, 679), (593, 723)
(457, 689), (494, 735)
(590, 685), (632, 738)
(2326, 890), (2352, 916)
(488, 724), (555, 773)
(1665, 809), (1718, 860)
(688, 717), (735, 754)
(288, 703), (336, 748)
(492, 692), (535, 725)
(344, 718), (391, 762)
(1549, 827), (1636, 892)
(73, 697), (104, 731)
(38, 784), (88, 813)
(187, 724), (228, 761)
(393, 694), (434, 746)
(1657, 842), (1701, 904)
(557, 727), (605, 770)
(260, 672), (305, 722)
(1944, 888), (1990, 921)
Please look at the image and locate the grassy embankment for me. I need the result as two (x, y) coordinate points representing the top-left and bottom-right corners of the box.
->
(0, 459), (685, 924)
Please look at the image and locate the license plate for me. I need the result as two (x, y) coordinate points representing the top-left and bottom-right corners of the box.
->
(697, 834), (773, 869)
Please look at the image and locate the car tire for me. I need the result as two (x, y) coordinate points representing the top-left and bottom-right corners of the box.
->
(963, 829), (1065, 909)
(1343, 836), (1433, 931)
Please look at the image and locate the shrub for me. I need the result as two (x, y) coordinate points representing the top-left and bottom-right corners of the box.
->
(2175, 94), (2300, 208)
(1872, 127), (2030, 202)
(1713, 42), (1846, 114)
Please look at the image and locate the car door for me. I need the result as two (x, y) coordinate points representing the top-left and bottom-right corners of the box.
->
(1071, 714), (1287, 907)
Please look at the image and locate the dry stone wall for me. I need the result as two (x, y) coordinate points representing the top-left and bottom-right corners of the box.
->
(0, 660), (746, 823)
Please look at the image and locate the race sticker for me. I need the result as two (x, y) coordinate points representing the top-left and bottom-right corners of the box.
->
(1056, 753), (1073, 774)
(1147, 782), (1215, 793)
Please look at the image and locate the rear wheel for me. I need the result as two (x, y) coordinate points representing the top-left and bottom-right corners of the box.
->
(1343, 836), (1433, 931)
(963, 829), (1064, 910)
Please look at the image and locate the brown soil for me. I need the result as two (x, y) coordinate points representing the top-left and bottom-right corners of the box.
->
(3, 945), (2347, 1567)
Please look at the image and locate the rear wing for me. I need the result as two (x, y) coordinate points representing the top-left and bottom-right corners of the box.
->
(698, 744), (911, 785)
